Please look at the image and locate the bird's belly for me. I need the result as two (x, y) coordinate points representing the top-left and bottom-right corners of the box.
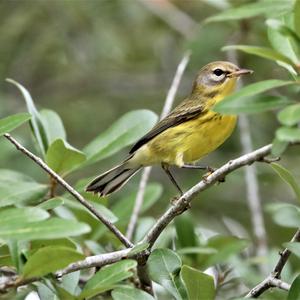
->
(131, 113), (237, 167)
(182, 114), (237, 163)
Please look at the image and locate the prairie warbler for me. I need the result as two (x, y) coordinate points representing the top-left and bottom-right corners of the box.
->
(86, 61), (252, 196)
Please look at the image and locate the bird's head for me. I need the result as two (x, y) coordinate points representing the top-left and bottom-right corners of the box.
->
(191, 61), (253, 102)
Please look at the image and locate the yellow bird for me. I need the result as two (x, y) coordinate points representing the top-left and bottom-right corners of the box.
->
(86, 61), (252, 196)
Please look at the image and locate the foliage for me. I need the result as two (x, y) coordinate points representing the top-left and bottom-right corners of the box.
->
(0, 0), (300, 299)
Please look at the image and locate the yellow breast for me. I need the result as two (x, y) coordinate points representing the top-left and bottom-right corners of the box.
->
(132, 110), (237, 167)
(181, 111), (237, 163)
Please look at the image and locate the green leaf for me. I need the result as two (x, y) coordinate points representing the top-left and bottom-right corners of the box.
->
(276, 126), (300, 142)
(175, 213), (197, 249)
(271, 138), (288, 156)
(0, 181), (48, 207)
(0, 113), (31, 136)
(38, 197), (64, 210)
(177, 247), (217, 255)
(7, 240), (22, 272)
(128, 242), (149, 256)
(59, 270), (80, 295)
(214, 80), (293, 114)
(223, 45), (296, 68)
(46, 139), (86, 175)
(83, 110), (158, 164)
(268, 203), (300, 227)
(6, 79), (48, 155)
(278, 104), (300, 126)
(175, 213), (198, 262)
(40, 109), (66, 144)
(54, 286), (77, 300)
(0, 254), (13, 267)
(267, 19), (299, 75)
(0, 169), (35, 183)
(181, 265), (215, 300)
(295, 0), (300, 36)
(206, 1), (293, 22)
(148, 248), (183, 300)
(0, 207), (49, 226)
(288, 274), (300, 300)
(267, 19), (300, 43)
(37, 282), (57, 300)
(0, 218), (90, 240)
(267, 18), (300, 68)
(31, 238), (77, 251)
(22, 246), (85, 278)
(215, 95), (290, 115)
(80, 260), (137, 299)
(198, 236), (249, 269)
(112, 286), (155, 300)
(134, 217), (156, 242)
(271, 163), (300, 201)
(284, 242), (300, 258)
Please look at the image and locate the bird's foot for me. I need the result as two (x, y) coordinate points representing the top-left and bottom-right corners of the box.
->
(202, 166), (216, 182)
(170, 195), (180, 206)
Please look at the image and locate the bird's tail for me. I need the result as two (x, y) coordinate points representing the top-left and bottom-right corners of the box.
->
(85, 161), (141, 196)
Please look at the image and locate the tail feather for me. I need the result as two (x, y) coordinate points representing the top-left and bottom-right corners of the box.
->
(86, 162), (141, 196)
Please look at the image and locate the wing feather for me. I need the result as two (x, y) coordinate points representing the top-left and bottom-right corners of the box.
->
(129, 100), (204, 154)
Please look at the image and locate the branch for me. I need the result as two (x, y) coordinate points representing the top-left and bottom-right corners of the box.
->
(2, 140), (297, 295)
(126, 51), (191, 240)
(245, 276), (290, 298)
(143, 144), (273, 247)
(0, 249), (131, 293)
(3, 133), (133, 248)
(245, 228), (300, 298)
(56, 248), (131, 277)
(0, 276), (38, 293)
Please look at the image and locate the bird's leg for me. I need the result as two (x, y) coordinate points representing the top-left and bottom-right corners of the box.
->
(161, 163), (183, 196)
(181, 164), (222, 183)
(181, 164), (216, 173)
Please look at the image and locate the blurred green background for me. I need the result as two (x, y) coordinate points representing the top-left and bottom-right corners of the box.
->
(0, 1), (299, 297)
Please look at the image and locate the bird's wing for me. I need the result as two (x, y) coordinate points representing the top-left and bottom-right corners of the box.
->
(129, 100), (205, 154)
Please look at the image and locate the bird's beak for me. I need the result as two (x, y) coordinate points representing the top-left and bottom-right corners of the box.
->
(227, 68), (253, 78)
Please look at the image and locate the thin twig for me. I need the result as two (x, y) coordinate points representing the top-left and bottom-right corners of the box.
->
(3, 133), (133, 248)
(245, 276), (291, 298)
(0, 276), (38, 293)
(245, 229), (300, 298)
(56, 248), (131, 277)
(126, 51), (190, 240)
(144, 144), (273, 247)
(160, 51), (191, 120)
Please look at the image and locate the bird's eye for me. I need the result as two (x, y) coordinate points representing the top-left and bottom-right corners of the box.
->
(213, 68), (224, 76)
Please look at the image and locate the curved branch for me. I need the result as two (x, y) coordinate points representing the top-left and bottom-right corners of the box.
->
(246, 229), (300, 298)
(3, 133), (133, 248)
(56, 248), (131, 277)
(143, 144), (272, 247)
